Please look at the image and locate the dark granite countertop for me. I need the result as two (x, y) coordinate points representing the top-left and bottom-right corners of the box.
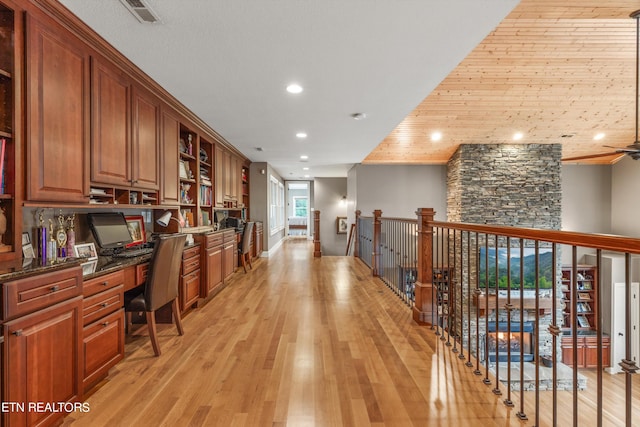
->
(0, 257), (85, 283)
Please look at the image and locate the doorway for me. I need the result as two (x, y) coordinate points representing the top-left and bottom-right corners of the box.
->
(286, 182), (310, 238)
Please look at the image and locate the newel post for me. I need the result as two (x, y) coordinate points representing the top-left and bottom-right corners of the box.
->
(413, 208), (435, 325)
(372, 209), (382, 276)
(313, 210), (321, 257)
(354, 210), (361, 258)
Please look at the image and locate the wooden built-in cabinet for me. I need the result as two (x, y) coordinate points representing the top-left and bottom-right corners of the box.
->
(0, 0), (21, 262)
(2, 266), (84, 427)
(561, 265), (597, 333)
(160, 107), (180, 205)
(180, 244), (201, 312)
(26, 13), (90, 203)
(223, 229), (237, 280)
(196, 232), (223, 300)
(252, 222), (263, 259)
(81, 270), (125, 393)
(90, 56), (131, 188)
(560, 265), (610, 368)
(561, 335), (610, 369)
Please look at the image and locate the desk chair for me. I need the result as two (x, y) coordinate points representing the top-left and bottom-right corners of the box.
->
(124, 233), (187, 356)
(238, 222), (254, 273)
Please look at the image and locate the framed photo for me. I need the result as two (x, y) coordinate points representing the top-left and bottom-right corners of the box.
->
(22, 242), (35, 259)
(179, 160), (188, 179)
(80, 259), (97, 276)
(125, 215), (146, 247)
(74, 242), (98, 260)
(577, 315), (591, 328)
(336, 217), (348, 234)
(21, 232), (31, 246)
(577, 292), (591, 300)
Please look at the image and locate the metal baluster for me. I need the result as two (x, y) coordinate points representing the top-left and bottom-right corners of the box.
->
(504, 237), (514, 407)
(534, 240), (540, 426)
(474, 232), (482, 376)
(466, 231), (474, 367)
(483, 235), (491, 385)
(452, 229), (458, 352)
(459, 229), (466, 360)
(493, 234), (502, 396)
(517, 241), (528, 421)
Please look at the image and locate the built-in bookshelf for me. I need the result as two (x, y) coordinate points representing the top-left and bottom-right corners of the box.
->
(561, 265), (597, 332)
(199, 137), (213, 226)
(0, 3), (18, 260)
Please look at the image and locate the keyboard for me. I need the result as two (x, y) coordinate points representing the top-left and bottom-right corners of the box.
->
(112, 247), (154, 258)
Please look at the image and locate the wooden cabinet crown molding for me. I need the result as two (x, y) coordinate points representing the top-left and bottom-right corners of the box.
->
(26, 0), (247, 162)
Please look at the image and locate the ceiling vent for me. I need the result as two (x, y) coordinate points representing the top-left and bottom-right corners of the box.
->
(120, 0), (161, 24)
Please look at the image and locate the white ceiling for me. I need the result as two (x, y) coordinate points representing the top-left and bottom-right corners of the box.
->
(59, 0), (518, 180)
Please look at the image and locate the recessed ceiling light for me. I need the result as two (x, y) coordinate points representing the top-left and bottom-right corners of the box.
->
(286, 83), (303, 94)
(593, 132), (606, 140)
(431, 131), (442, 142)
(300, 155), (308, 160)
(303, 167), (309, 170)
(513, 132), (524, 141)
(296, 132), (307, 139)
(304, 175), (310, 178)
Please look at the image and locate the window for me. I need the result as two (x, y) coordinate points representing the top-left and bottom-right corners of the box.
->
(270, 175), (285, 234)
(292, 196), (308, 217)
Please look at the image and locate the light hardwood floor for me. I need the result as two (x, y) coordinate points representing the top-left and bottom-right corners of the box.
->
(64, 239), (639, 426)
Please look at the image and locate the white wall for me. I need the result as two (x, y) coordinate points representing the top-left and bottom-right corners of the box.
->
(561, 165), (612, 233)
(349, 164), (447, 220)
(612, 156), (640, 237)
(313, 177), (348, 256)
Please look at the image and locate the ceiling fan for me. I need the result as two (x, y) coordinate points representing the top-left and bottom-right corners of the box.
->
(562, 10), (640, 163)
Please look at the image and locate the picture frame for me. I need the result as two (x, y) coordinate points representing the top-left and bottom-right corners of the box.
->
(80, 259), (97, 276)
(336, 217), (348, 234)
(577, 292), (591, 300)
(580, 280), (592, 290)
(125, 215), (146, 247)
(21, 231), (30, 246)
(179, 160), (188, 179)
(74, 242), (98, 260)
(22, 242), (35, 259)
(577, 315), (591, 328)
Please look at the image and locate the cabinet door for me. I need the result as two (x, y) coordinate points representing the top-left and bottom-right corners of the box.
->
(161, 108), (180, 204)
(90, 56), (131, 186)
(82, 308), (124, 392)
(203, 246), (223, 297)
(181, 269), (200, 311)
(26, 15), (89, 202)
(4, 296), (83, 427)
(223, 241), (235, 280)
(214, 145), (225, 207)
(131, 86), (160, 190)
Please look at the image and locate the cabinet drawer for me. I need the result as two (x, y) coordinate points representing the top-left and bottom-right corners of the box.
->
(223, 230), (236, 242)
(3, 267), (83, 321)
(83, 285), (123, 326)
(204, 232), (223, 248)
(136, 262), (149, 285)
(83, 270), (125, 298)
(183, 245), (200, 260)
(82, 308), (125, 391)
(182, 251), (200, 275)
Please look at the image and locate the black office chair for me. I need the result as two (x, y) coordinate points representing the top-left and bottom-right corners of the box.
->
(238, 222), (255, 273)
(124, 233), (187, 356)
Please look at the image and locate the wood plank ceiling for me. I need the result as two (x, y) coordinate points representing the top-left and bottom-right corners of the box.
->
(364, 0), (640, 165)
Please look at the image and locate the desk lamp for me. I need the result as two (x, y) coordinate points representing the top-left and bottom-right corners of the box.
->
(156, 210), (185, 228)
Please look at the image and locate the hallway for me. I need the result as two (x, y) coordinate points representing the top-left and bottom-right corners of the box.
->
(63, 239), (633, 426)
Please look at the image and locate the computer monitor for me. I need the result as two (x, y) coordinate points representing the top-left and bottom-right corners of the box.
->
(87, 212), (133, 250)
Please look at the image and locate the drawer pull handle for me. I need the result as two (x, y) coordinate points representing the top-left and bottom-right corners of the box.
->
(101, 281), (108, 286)
(50, 285), (59, 292)
(101, 303), (108, 308)
(13, 330), (22, 336)
(102, 321), (109, 327)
